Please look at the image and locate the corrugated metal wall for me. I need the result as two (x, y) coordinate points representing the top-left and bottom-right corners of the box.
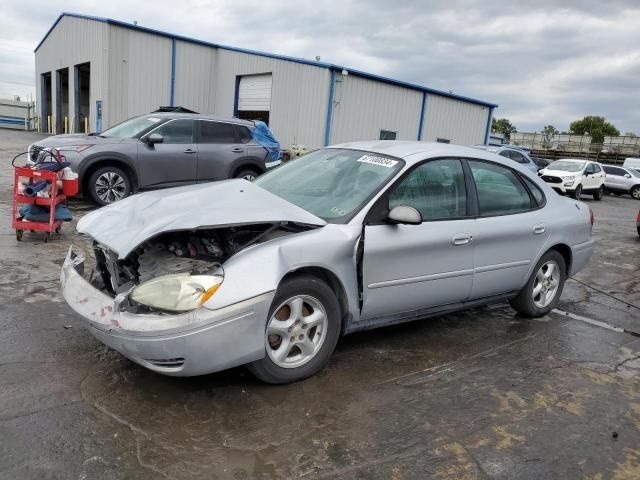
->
(330, 74), (423, 145)
(107, 25), (172, 126)
(34, 16), (109, 132)
(421, 94), (488, 145)
(174, 40), (217, 113)
(214, 50), (330, 149)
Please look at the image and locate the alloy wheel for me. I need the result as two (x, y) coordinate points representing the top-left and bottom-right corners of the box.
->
(532, 260), (560, 308)
(242, 173), (256, 181)
(265, 295), (328, 368)
(95, 171), (127, 203)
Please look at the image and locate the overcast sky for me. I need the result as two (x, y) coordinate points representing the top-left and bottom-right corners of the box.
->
(1, 0), (638, 133)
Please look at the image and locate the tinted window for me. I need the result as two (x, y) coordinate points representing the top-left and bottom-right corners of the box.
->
(603, 166), (625, 176)
(499, 150), (511, 159)
(522, 175), (545, 206)
(380, 130), (397, 140)
(592, 164), (602, 173)
(199, 121), (236, 143)
(154, 120), (193, 144)
(510, 151), (528, 164)
(585, 163), (595, 174)
(236, 125), (253, 143)
(469, 161), (533, 216)
(389, 159), (467, 221)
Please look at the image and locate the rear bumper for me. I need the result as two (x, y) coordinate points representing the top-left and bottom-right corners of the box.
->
(60, 246), (274, 376)
(569, 239), (595, 276)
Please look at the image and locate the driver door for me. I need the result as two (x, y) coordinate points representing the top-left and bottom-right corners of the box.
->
(361, 159), (475, 319)
(137, 119), (198, 188)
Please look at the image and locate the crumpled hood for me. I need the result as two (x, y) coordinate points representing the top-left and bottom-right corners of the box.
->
(77, 179), (326, 258)
(35, 134), (127, 147)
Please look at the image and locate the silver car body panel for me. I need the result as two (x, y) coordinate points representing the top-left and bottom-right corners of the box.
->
(76, 179), (326, 258)
(62, 141), (594, 376)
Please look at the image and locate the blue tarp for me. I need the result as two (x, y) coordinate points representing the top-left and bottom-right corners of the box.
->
(19, 204), (73, 222)
(251, 121), (280, 161)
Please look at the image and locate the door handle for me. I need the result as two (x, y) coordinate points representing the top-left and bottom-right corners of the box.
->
(452, 233), (473, 246)
(232, 148), (243, 153)
(533, 224), (546, 235)
(184, 149), (196, 154)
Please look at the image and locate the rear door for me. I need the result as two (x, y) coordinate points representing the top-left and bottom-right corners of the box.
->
(466, 159), (549, 299)
(196, 120), (246, 182)
(137, 119), (197, 188)
(603, 165), (627, 191)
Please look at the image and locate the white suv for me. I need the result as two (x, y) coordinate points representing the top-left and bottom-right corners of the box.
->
(602, 165), (640, 200)
(539, 159), (605, 200)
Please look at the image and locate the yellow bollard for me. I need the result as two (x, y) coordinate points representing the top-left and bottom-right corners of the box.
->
(47, 115), (52, 134)
(64, 116), (68, 134)
(84, 117), (88, 134)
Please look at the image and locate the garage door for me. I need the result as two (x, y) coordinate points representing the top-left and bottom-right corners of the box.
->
(238, 74), (272, 111)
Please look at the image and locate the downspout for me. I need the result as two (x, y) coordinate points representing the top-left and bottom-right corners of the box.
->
(484, 106), (494, 144)
(417, 92), (427, 141)
(169, 38), (176, 107)
(324, 69), (336, 146)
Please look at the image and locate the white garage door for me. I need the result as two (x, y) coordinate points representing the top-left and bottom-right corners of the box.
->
(238, 73), (273, 111)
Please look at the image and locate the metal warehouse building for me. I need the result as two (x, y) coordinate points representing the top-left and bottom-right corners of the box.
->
(35, 13), (497, 149)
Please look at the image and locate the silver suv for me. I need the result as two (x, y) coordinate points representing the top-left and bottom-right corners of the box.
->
(602, 165), (640, 200)
(29, 113), (280, 205)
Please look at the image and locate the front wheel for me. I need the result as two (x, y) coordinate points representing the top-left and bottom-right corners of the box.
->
(509, 250), (566, 318)
(88, 166), (132, 206)
(248, 276), (341, 384)
(234, 168), (260, 182)
(593, 185), (604, 201)
(572, 184), (582, 200)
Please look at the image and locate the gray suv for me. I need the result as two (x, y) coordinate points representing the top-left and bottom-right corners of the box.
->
(602, 164), (640, 199)
(29, 113), (280, 205)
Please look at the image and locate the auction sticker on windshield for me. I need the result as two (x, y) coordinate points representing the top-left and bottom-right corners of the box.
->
(357, 155), (398, 168)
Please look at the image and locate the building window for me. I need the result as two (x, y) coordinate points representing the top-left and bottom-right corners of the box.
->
(436, 138), (450, 144)
(379, 130), (397, 140)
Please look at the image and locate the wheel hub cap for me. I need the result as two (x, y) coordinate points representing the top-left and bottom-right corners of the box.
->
(266, 295), (328, 368)
(95, 172), (126, 203)
(532, 260), (560, 309)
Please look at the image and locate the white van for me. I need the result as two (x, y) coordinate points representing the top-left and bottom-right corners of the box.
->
(623, 158), (640, 172)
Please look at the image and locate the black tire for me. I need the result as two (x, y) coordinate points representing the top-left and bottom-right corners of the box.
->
(16, 230), (22, 241)
(509, 250), (566, 318)
(88, 165), (132, 206)
(248, 276), (341, 384)
(593, 185), (604, 201)
(572, 184), (582, 200)
(631, 186), (640, 200)
(233, 168), (260, 182)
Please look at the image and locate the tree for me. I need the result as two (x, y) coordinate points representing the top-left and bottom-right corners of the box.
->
(624, 132), (637, 137)
(542, 125), (559, 148)
(492, 118), (517, 141)
(569, 116), (619, 144)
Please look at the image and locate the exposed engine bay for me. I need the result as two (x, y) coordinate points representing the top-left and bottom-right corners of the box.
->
(90, 222), (309, 298)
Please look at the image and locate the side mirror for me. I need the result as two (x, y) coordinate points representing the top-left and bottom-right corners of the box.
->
(624, 174), (632, 179)
(388, 206), (422, 225)
(146, 133), (164, 145)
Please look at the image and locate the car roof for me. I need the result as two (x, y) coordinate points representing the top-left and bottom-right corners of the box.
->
(142, 112), (255, 126)
(328, 141), (527, 168)
(556, 158), (594, 163)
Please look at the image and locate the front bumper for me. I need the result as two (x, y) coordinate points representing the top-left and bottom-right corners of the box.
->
(60, 247), (274, 376)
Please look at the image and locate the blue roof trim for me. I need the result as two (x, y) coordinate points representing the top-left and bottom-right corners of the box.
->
(36, 12), (498, 109)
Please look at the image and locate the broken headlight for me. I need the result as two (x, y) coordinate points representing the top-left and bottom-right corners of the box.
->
(130, 273), (223, 312)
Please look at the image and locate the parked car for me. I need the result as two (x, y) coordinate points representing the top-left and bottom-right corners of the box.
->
(623, 157), (640, 174)
(29, 113), (280, 205)
(61, 141), (594, 383)
(539, 159), (605, 200)
(472, 145), (539, 174)
(602, 165), (640, 199)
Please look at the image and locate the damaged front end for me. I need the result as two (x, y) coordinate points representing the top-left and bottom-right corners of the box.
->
(60, 222), (314, 376)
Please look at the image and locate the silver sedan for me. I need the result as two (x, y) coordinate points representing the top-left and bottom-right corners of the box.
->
(61, 141), (594, 383)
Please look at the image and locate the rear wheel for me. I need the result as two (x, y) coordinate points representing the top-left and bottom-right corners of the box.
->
(88, 166), (132, 206)
(593, 185), (604, 201)
(248, 276), (341, 384)
(234, 168), (260, 182)
(631, 186), (640, 200)
(572, 184), (582, 200)
(510, 250), (566, 318)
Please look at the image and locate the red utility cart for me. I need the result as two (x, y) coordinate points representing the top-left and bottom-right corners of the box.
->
(12, 166), (69, 243)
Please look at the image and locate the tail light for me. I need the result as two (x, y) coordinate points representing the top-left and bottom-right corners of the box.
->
(589, 206), (595, 226)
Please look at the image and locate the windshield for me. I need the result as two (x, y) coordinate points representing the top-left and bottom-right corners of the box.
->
(255, 148), (403, 222)
(101, 116), (165, 138)
(547, 161), (585, 172)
